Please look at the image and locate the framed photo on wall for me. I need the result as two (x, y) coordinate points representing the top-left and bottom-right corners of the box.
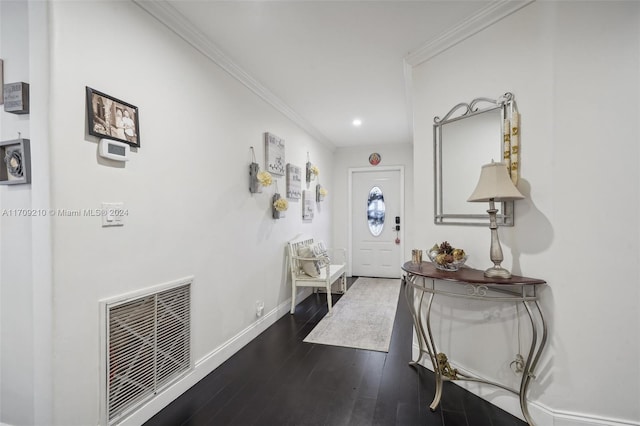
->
(86, 87), (140, 148)
(264, 132), (285, 176)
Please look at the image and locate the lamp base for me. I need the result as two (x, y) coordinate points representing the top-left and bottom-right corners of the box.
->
(484, 266), (512, 279)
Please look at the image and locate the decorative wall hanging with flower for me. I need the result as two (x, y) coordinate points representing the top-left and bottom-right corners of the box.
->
(306, 153), (319, 183)
(249, 146), (273, 193)
(271, 179), (288, 219)
(316, 184), (327, 202)
(272, 193), (288, 219)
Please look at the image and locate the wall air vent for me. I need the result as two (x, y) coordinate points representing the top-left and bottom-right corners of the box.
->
(101, 278), (192, 425)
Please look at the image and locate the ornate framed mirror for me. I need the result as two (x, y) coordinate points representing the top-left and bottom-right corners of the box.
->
(433, 93), (519, 226)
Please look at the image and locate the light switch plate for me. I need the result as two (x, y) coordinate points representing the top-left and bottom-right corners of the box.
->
(101, 202), (125, 227)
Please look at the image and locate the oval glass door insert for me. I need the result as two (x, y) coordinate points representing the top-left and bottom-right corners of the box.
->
(367, 186), (385, 236)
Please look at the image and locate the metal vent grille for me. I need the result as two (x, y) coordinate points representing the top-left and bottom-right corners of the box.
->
(106, 282), (191, 424)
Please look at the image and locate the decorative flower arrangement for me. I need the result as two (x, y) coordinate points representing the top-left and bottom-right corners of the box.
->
(427, 241), (467, 271)
(272, 193), (288, 219)
(319, 187), (327, 196)
(273, 197), (289, 212)
(257, 170), (273, 187)
(310, 165), (319, 176)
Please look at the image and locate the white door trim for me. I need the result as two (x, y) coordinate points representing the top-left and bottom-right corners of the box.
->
(348, 166), (405, 277)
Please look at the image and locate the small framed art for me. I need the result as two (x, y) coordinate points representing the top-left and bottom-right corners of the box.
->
(303, 190), (314, 221)
(3, 82), (29, 114)
(286, 163), (302, 199)
(86, 87), (140, 147)
(0, 139), (31, 185)
(264, 132), (285, 176)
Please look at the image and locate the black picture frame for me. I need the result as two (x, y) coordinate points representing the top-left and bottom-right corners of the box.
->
(86, 86), (140, 147)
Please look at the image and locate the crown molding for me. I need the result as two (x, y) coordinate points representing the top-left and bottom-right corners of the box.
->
(132, 0), (335, 151)
(403, 0), (534, 143)
(404, 0), (535, 67)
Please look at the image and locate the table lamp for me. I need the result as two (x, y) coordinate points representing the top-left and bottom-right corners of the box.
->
(467, 161), (524, 278)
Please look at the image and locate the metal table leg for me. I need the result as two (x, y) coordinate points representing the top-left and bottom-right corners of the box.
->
(519, 300), (548, 426)
(404, 274), (427, 367)
(405, 275), (443, 411)
(402, 264), (546, 425)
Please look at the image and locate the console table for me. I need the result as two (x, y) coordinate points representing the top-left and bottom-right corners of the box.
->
(401, 261), (547, 426)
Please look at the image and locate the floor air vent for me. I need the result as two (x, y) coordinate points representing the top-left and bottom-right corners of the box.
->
(102, 279), (192, 425)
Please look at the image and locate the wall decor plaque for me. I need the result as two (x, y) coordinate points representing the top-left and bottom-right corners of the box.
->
(303, 190), (314, 221)
(286, 163), (301, 199)
(369, 152), (381, 166)
(264, 132), (285, 176)
(3, 82), (29, 114)
(0, 139), (31, 185)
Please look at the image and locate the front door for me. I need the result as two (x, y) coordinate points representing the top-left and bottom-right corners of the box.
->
(350, 168), (403, 278)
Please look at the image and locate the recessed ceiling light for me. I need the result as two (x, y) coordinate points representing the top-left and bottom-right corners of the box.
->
(352, 118), (362, 127)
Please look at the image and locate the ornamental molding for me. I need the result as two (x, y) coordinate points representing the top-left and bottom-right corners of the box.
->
(404, 0), (535, 67)
(133, 0), (335, 151)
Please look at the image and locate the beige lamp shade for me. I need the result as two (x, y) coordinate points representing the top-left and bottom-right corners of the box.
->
(468, 161), (525, 202)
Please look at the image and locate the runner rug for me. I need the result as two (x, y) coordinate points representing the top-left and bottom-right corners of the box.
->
(303, 277), (402, 352)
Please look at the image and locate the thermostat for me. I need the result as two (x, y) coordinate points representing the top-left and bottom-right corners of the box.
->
(99, 138), (130, 162)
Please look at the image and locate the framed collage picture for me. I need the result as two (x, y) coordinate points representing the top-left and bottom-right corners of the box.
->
(86, 87), (140, 148)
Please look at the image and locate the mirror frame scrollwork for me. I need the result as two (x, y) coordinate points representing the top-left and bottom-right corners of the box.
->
(434, 92), (517, 227)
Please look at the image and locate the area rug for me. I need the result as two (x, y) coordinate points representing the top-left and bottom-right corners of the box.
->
(303, 277), (402, 352)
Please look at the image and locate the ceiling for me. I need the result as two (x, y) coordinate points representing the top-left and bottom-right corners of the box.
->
(137, 1), (526, 149)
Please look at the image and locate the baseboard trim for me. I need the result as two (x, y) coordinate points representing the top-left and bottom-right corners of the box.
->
(550, 412), (640, 426)
(411, 343), (639, 426)
(118, 290), (311, 426)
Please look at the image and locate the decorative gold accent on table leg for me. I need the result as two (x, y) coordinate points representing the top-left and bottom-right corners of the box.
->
(436, 352), (459, 380)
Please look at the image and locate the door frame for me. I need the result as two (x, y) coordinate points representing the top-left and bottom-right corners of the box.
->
(348, 166), (405, 277)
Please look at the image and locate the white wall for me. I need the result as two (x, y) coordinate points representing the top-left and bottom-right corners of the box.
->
(44, 1), (332, 425)
(0, 1), (52, 425)
(0, 2), (34, 424)
(331, 143), (414, 272)
(412, 2), (639, 424)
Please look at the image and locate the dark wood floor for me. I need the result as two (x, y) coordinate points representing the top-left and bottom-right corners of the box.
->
(145, 278), (526, 426)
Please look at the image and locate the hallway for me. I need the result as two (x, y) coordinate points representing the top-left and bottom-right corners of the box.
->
(145, 279), (525, 425)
